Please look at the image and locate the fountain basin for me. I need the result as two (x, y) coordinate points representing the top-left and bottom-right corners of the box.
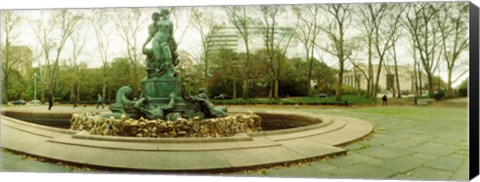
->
(1, 109), (373, 171)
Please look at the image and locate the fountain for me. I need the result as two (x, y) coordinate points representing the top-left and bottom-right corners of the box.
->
(0, 9), (374, 172)
(69, 9), (261, 138)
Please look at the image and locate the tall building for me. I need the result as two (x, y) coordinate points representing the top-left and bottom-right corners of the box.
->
(206, 26), (303, 58)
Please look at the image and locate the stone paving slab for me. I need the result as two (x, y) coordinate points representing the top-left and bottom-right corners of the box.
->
(383, 138), (425, 149)
(220, 146), (305, 168)
(264, 165), (337, 178)
(423, 156), (464, 172)
(2, 159), (69, 173)
(406, 166), (454, 180)
(409, 142), (459, 156)
(450, 168), (469, 181)
(325, 163), (396, 179)
(355, 146), (416, 159)
(278, 139), (346, 158)
(325, 152), (383, 167)
(309, 162), (339, 172)
(372, 155), (428, 173)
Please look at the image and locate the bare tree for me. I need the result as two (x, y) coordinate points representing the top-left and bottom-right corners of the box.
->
(67, 13), (86, 102)
(91, 9), (111, 100)
(320, 4), (353, 102)
(113, 8), (146, 97)
(224, 6), (253, 99)
(190, 7), (221, 90)
(257, 5), (297, 99)
(32, 10), (82, 98)
(169, 7), (191, 47)
(1, 11), (23, 103)
(436, 3), (469, 97)
(293, 5), (322, 96)
(405, 3), (442, 97)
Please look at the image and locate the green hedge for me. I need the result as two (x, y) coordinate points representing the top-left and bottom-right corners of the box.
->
(211, 95), (375, 106)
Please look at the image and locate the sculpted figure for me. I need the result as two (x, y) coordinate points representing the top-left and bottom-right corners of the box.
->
(142, 12), (161, 77)
(141, 9), (176, 78)
(109, 86), (134, 114)
(193, 88), (227, 118)
(136, 92), (176, 120)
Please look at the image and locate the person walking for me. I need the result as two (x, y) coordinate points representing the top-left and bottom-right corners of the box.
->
(382, 95), (388, 105)
(72, 94), (78, 109)
(48, 91), (54, 110)
(96, 94), (104, 109)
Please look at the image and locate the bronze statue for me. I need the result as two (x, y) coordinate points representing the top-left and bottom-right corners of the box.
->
(142, 9), (178, 78)
(108, 9), (227, 121)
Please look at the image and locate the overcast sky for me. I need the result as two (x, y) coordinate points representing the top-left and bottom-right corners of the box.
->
(2, 0), (472, 87)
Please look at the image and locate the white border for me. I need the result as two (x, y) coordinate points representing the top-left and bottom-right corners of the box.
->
(0, 0), (479, 182)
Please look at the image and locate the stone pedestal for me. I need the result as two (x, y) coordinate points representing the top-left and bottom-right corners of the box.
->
(141, 76), (188, 111)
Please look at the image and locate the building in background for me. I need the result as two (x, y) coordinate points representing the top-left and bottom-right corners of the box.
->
(206, 26), (303, 58)
(342, 63), (429, 97)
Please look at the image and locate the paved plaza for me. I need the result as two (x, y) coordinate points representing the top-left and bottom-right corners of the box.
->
(1, 103), (470, 181)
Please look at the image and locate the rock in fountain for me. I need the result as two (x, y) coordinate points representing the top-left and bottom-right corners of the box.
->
(70, 9), (261, 137)
(70, 112), (261, 137)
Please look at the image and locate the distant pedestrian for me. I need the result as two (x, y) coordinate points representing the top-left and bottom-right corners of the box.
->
(72, 95), (78, 109)
(48, 91), (54, 110)
(96, 94), (104, 109)
(382, 95), (388, 105)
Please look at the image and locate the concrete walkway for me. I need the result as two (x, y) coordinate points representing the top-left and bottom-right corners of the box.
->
(232, 106), (469, 181)
(1, 106), (372, 172)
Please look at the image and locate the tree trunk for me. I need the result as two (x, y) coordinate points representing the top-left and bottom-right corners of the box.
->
(76, 85), (80, 102)
(242, 41), (250, 100)
(367, 37), (373, 97)
(242, 79), (248, 99)
(373, 59), (383, 100)
(232, 81), (237, 99)
(336, 61), (344, 102)
(447, 71), (453, 98)
(268, 79), (273, 99)
(102, 82), (106, 103)
(204, 53), (209, 90)
(427, 73), (434, 97)
(394, 60), (401, 98)
(418, 64), (422, 96)
(274, 79), (279, 99)
(70, 84), (75, 102)
(41, 84), (45, 103)
(307, 57), (313, 96)
(3, 76), (9, 103)
(102, 64), (107, 102)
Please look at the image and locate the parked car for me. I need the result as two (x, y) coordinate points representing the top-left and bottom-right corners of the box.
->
(317, 93), (328, 98)
(213, 94), (233, 100)
(28, 99), (41, 105)
(13, 99), (26, 105)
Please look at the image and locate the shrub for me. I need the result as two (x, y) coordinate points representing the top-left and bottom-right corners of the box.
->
(211, 95), (374, 106)
(433, 89), (446, 100)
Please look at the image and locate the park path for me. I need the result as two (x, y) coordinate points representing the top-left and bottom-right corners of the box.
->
(1, 104), (470, 181)
(231, 105), (469, 181)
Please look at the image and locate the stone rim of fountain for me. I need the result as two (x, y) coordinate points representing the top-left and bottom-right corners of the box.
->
(1, 110), (374, 171)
